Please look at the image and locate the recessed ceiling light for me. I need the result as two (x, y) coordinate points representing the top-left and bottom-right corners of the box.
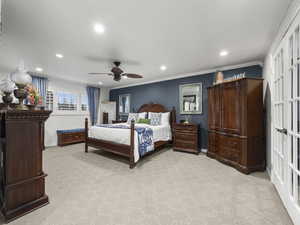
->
(56, 53), (64, 58)
(220, 50), (229, 57)
(35, 67), (43, 72)
(160, 65), (167, 71)
(123, 75), (128, 79)
(94, 23), (105, 34)
(98, 81), (103, 85)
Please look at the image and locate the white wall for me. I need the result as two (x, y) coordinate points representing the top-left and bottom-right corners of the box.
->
(101, 102), (116, 123)
(263, 0), (300, 174)
(98, 87), (114, 124)
(45, 78), (88, 147)
(44, 78), (110, 147)
(0, 70), (111, 146)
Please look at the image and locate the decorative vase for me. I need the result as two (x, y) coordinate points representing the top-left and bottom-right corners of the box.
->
(0, 75), (16, 110)
(184, 115), (191, 124)
(215, 71), (224, 84)
(14, 84), (28, 110)
(10, 61), (32, 110)
(2, 92), (13, 110)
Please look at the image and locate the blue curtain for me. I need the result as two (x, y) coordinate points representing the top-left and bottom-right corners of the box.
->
(86, 86), (100, 125)
(31, 75), (48, 106)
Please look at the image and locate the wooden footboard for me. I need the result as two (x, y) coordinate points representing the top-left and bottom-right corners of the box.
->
(84, 103), (176, 169)
(85, 118), (136, 168)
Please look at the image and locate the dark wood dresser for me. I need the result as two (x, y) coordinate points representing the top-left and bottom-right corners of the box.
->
(103, 112), (108, 124)
(173, 123), (199, 154)
(0, 110), (51, 222)
(207, 78), (264, 174)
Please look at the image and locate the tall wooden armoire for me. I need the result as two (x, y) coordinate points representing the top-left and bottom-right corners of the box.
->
(0, 110), (51, 222)
(207, 78), (265, 174)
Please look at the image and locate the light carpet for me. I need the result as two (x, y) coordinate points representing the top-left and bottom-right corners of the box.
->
(4, 144), (293, 225)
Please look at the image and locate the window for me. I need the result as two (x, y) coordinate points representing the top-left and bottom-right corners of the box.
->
(81, 95), (88, 111)
(57, 92), (77, 111)
(46, 90), (53, 111)
(119, 94), (130, 115)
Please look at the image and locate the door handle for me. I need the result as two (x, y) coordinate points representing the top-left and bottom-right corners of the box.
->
(276, 128), (287, 135)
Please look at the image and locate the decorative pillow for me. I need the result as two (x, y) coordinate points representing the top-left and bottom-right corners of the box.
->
(149, 112), (162, 126)
(127, 113), (138, 124)
(137, 119), (151, 124)
(161, 112), (170, 126)
(138, 112), (147, 120)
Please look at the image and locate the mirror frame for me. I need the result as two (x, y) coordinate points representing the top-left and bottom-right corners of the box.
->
(179, 83), (203, 115)
(118, 94), (131, 115)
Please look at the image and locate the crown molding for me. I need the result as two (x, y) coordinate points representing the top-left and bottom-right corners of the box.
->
(110, 61), (263, 90)
(32, 73), (105, 88)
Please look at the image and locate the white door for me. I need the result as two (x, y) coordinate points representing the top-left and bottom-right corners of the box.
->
(272, 13), (300, 225)
(272, 44), (286, 204)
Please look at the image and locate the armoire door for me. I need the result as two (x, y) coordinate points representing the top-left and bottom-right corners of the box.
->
(221, 81), (241, 134)
(214, 86), (221, 130)
(208, 86), (221, 130)
(208, 88), (215, 130)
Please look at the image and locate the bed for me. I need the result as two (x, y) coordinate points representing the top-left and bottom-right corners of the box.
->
(84, 103), (176, 168)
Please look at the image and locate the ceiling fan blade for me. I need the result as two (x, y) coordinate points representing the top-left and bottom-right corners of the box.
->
(123, 73), (143, 79)
(88, 73), (113, 75)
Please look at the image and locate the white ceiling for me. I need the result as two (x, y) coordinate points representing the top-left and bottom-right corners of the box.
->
(0, 0), (292, 88)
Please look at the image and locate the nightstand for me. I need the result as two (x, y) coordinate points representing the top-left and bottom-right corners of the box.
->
(173, 123), (199, 154)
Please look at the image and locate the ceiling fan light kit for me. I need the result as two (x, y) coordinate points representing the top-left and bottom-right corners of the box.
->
(89, 61), (143, 82)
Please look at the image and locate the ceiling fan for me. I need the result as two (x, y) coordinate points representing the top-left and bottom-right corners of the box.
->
(88, 61), (143, 81)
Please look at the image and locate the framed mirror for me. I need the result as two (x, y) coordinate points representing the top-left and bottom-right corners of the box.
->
(179, 83), (202, 114)
(118, 94), (130, 115)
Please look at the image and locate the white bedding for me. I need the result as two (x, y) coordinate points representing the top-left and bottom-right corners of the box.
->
(89, 123), (172, 162)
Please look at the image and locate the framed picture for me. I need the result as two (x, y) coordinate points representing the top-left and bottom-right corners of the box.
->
(179, 83), (202, 114)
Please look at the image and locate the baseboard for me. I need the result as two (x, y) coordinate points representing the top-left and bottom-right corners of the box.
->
(2, 195), (49, 223)
(201, 149), (207, 153)
(266, 167), (271, 179)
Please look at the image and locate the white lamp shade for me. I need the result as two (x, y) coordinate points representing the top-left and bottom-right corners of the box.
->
(11, 64), (32, 85)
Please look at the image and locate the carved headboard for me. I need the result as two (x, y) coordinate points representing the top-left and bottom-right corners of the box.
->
(137, 103), (176, 126)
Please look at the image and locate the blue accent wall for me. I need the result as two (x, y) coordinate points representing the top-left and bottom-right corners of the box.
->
(110, 65), (263, 149)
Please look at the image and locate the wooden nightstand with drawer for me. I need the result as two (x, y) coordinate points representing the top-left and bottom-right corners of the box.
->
(173, 123), (199, 154)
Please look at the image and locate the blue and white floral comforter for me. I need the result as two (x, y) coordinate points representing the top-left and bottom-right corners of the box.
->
(96, 124), (154, 157)
(89, 123), (171, 162)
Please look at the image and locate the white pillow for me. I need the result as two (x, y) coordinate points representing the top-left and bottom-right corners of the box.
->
(161, 112), (170, 126)
(127, 113), (138, 124)
(149, 112), (162, 126)
(138, 112), (147, 119)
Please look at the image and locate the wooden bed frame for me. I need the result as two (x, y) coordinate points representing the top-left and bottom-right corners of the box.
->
(85, 103), (176, 168)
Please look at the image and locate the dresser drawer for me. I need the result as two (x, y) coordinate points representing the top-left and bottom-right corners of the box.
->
(208, 132), (219, 147)
(175, 133), (196, 141)
(219, 146), (240, 162)
(174, 125), (197, 132)
(217, 134), (241, 162)
(174, 140), (197, 151)
(218, 135), (240, 151)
